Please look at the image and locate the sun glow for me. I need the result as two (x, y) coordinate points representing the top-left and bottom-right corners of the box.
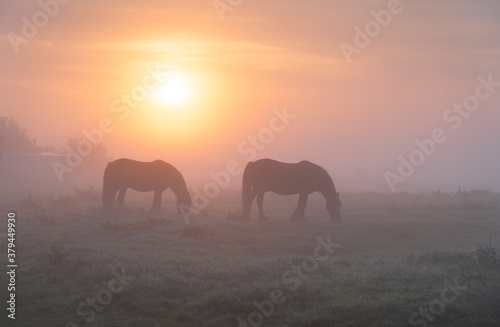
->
(152, 73), (191, 106)
(134, 68), (217, 144)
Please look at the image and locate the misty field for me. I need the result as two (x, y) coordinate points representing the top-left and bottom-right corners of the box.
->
(1, 190), (500, 327)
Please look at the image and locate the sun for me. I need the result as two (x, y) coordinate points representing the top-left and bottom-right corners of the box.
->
(152, 73), (191, 106)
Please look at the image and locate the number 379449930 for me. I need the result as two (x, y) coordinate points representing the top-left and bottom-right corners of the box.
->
(7, 213), (16, 263)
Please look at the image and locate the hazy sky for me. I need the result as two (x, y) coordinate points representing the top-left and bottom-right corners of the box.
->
(1, 0), (499, 192)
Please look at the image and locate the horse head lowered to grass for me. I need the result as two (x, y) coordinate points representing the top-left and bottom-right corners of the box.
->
(242, 158), (341, 221)
(103, 158), (191, 213)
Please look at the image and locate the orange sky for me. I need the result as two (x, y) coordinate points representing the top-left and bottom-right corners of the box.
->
(1, 0), (499, 191)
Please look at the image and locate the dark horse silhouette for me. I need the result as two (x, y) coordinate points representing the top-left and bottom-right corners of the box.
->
(103, 158), (191, 213)
(242, 159), (341, 221)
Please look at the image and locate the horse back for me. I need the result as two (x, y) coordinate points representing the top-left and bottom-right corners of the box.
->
(104, 159), (180, 191)
(247, 159), (331, 195)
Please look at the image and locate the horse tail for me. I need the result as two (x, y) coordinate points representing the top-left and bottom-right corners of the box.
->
(102, 162), (115, 210)
(242, 161), (255, 219)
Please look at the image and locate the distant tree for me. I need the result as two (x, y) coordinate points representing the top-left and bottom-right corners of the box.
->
(60, 134), (112, 184)
(6, 117), (30, 138)
(432, 190), (448, 197)
(469, 189), (490, 197)
(2, 117), (40, 153)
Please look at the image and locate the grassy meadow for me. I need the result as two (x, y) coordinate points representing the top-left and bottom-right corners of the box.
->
(1, 190), (499, 327)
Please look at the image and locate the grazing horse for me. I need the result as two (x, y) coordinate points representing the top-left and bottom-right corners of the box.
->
(103, 159), (191, 213)
(242, 159), (341, 221)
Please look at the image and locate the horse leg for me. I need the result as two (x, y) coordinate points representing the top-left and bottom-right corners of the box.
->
(117, 188), (127, 213)
(151, 191), (162, 213)
(104, 187), (119, 212)
(291, 193), (309, 221)
(243, 190), (258, 219)
(256, 191), (266, 221)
